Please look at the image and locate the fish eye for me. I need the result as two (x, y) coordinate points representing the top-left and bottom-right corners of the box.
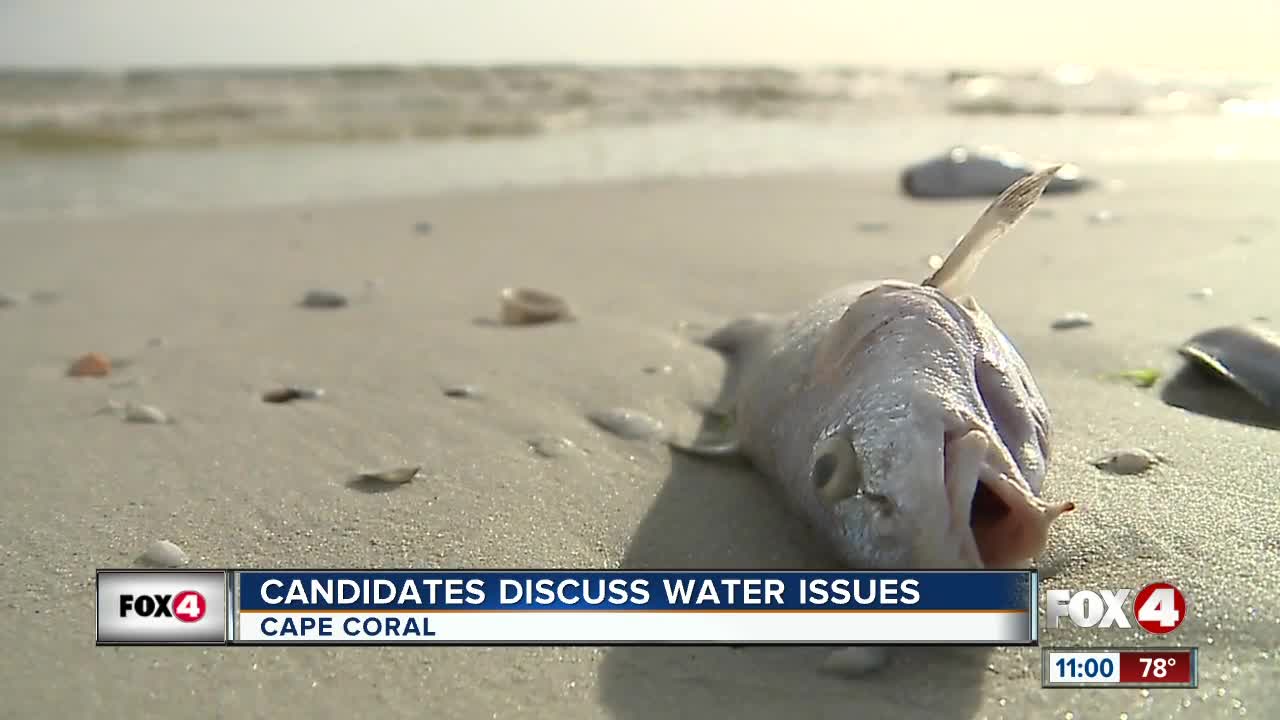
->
(812, 435), (864, 504)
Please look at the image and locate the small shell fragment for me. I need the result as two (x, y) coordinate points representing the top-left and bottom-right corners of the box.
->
(528, 436), (580, 458)
(499, 287), (571, 325)
(357, 466), (420, 484)
(67, 352), (112, 378)
(262, 387), (325, 403)
(123, 403), (169, 424)
(1051, 311), (1093, 330)
(300, 289), (349, 309)
(587, 408), (666, 441)
(140, 540), (189, 568)
(1091, 448), (1160, 475)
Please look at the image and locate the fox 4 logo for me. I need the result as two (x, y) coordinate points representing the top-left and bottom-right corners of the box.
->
(119, 590), (207, 623)
(1046, 582), (1186, 634)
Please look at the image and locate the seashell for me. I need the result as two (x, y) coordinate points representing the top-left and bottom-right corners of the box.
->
(356, 466), (420, 484)
(67, 352), (112, 377)
(587, 408), (666, 441)
(1091, 448), (1161, 475)
(1051, 311), (1093, 330)
(1178, 325), (1280, 413)
(123, 403), (168, 424)
(300, 289), (348, 309)
(262, 386), (325, 403)
(139, 540), (188, 568)
(499, 287), (571, 325)
(900, 146), (1093, 198)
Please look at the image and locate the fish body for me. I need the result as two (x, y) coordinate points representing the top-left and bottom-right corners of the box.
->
(688, 167), (1075, 573)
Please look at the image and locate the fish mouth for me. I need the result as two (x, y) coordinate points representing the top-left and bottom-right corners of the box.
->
(944, 430), (1074, 568)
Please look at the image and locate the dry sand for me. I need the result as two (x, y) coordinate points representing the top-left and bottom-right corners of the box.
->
(1, 163), (1277, 719)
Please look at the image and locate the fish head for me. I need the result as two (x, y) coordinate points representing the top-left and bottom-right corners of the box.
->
(806, 282), (1074, 570)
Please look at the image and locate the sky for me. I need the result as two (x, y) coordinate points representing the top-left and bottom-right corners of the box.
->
(2, 1), (1278, 78)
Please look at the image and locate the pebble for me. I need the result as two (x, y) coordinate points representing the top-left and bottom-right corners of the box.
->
(499, 287), (571, 325)
(587, 408), (666, 441)
(1091, 448), (1160, 475)
(262, 386), (325, 403)
(140, 540), (189, 568)
(123, 403), (169, 424)
(67, 352), (112, 378)
(528, 436), (580, 458)
(1190, 287), (1214, 300)
(1051, 311), (1093, 330)
(356, 466), (420, 484)
(300, 289), (349, 309)
(443, 384), (483, 399)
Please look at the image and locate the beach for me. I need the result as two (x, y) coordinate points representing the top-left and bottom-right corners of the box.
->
(1, 158), (1277, 718)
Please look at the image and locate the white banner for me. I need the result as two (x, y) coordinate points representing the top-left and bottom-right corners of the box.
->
(235, 610), (1031, 644)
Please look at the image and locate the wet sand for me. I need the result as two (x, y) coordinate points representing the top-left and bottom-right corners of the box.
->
(0, 163), (1276, 718)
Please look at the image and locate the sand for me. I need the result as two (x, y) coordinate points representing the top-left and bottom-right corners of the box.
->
(1, 163), (1277, 719)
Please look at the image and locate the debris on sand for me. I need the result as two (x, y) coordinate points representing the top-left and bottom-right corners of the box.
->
(900, 146), (1092, 198)
(1105, 368), (1162, 389)
(123, 403), (169, 424)
(355, 466), (421, 485)
(67, 352), (112, 378)
(1051, 311), (1093, 330)
(139, 540), (189, 568)
(443, 384), (483, 399)
(528, 436), (581, 458)
(499, 287), (572, 325)
(1091, 448), (1161, 475)
(262, 387), (325, 404)
(587, 408), (666, 441)
(300, 289), (349, 309)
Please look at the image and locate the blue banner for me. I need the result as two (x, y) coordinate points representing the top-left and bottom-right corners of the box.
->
(236, 570), (1033, 612)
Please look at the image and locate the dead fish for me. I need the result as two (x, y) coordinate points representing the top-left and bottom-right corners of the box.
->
(900, 146), (1092, 198)
(262, 386), (325, 403)
(356, 466), (421, 484)
(680, 169), (1074, 673)
(1178, 324), (1280, 414)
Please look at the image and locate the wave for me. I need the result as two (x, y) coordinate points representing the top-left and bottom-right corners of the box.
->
(0, 65), (1276, 153)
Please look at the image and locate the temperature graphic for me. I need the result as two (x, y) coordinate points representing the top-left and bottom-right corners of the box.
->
(1042, 647), (1198, 688)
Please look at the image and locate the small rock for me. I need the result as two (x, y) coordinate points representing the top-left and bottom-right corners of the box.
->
(123, 403), (168, 424)
(1091, 448), (1160, 475)
(262, 386), (325, 404)
(67, 352), (112, 378)
(443, 384), (483, 399)
(139, 540), (188, 568)
(1051, 311), (1093, 330)
(356, 466), (420, 484)
(1190, 287), (1214, 300)
(528, 436), (580, 458)
(300, 290), (349, 309)
(0, 291), (24, 308)
(588, 408), (666, 441)
(1088, 210), (1115, 224)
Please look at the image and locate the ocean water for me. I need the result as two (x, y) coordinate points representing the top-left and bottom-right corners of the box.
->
(2, 65), (1279, 219)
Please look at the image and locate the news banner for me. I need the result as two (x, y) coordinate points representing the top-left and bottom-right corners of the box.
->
(96, 569), (1197, 688)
